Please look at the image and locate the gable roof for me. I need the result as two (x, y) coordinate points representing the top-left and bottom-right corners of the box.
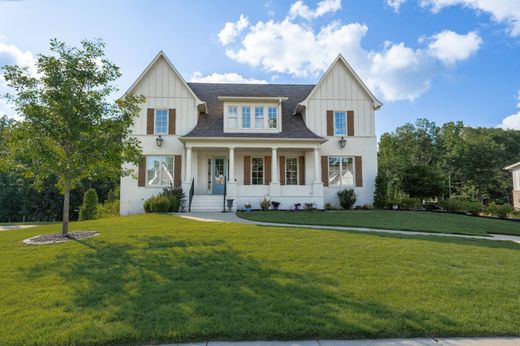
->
(296, 54), (382, 113)
(505, 161), (520, 171)
(123, 51), (207, 112)
(182, 83), (324, 140)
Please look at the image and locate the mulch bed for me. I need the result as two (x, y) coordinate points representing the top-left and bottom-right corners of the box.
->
(23, 231), (99, 245)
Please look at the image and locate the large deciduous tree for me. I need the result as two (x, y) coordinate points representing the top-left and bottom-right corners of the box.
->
(2, 39), (143, 235)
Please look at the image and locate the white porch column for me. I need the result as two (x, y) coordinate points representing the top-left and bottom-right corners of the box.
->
(185, 146), (192, 182)
(271, 147), (278, 183)
(314, 147), (320, 183)
(228, 147), (235, 182)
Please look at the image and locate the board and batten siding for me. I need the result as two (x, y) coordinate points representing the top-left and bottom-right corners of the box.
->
(131, 55), (198, 136)
(304, 61), (375, 137)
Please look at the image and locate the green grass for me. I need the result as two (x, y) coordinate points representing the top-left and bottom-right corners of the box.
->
(1, 214), (520, 345)
(237, 210), (520, 236)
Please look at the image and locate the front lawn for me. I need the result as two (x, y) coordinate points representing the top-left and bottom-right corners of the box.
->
(237, 210), (520, 236)
(1, 214), (519, 345)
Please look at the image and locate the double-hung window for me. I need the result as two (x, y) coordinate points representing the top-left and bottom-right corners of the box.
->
(228, 106), (238, 129)
(328, 156), (354, 186)
(255, 107), (264, 129)
(268, 107), (277, 129)
(242, 106), (251, 128)
(334, 111), (346, 136)
(251, 157), (264, 185)
(286, 157), (298, 185)
(146, 156), (174, 186)
(155, 109), (168, 134)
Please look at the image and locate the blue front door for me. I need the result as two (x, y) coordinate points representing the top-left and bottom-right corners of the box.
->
(211, 157), (227, 195)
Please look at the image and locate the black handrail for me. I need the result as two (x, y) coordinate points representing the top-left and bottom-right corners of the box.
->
(188, 177), (194, 212)
(223, 176), (227, 213)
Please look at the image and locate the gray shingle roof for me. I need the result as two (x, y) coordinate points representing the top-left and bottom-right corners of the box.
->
(182, 83), (323, 140)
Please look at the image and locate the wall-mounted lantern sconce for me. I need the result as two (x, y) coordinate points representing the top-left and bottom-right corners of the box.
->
(156, 135), (164, 147)
(339, 136), (346, 149)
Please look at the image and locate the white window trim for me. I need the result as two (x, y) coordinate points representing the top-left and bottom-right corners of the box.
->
(224, 102), (282, 133)
(228, 106), (238, 129)
(333, 111), (347, 137)
(146, 155), (175, 188)
(251, 156), (265, 186)
(285, 156), (299, 185)
(328, 156), (355, 187)
(155, 109), (169, 135)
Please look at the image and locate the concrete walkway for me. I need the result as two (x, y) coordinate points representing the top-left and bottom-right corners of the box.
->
(179, 212), (520, 245)
(0, 225), (36, 231)
(159, 337), (520, 346)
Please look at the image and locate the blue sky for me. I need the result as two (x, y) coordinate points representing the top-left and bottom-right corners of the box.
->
(0, 0), (519, 136)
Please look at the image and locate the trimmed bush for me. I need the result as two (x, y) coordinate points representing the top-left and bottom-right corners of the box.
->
(487, 202), (513, 219)
(400, 197), (421, 210)
(96, 200), (120, 218)
(143, 195), (171, 213)
(337, 188), (357, 210)
(160, 185), (184, 212)
(79, 188), (98, 220)
(462, 200), (483, 216)
(439, 198), (464, 213)
(260, 198), (271, 211)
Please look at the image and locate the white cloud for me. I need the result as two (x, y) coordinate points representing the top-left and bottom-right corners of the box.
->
(220, 2), (482, 102)
(498, 90), (520, 130)
(289, 0), (342, 19)
(421, 0), (520, 36)
(386, 0), (406, 12)
(427, 30), (482, 64)
(218, 15), (249, 45)
(190, 71), (267, 84)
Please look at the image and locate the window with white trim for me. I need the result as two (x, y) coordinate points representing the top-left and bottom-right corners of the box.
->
(228, 106), (238, 129)
(242, 106), (251, 128)
(255, 107), (264, 129)
(251, 157), (264, 185)
(155, 109), (168, 134)
(328, 156), (354, 186)
(286, 157), (298, 185)
(334, 111), (346, 136)
(268, 107), (277, 128)
(146, 156), (174, 186)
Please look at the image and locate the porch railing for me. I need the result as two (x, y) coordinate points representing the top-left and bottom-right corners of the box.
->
(188, 177), (194, 212)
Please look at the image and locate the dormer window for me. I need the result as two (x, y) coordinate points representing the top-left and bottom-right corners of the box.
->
(255, 107), (264, 129)
(268, 107), (277, 129)
(220, 96), (286, 133)
(228, 106), (238, 129)
(242, 106), (251, 128)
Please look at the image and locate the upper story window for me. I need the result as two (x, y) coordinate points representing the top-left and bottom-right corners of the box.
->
(228, 106), (238, 129)
(255, 107), (264, 129)
(334, 111), (346, 136)
(242, 106), (251, 128)
(268, 107), (277, 129)
(155, 109), (168, 134)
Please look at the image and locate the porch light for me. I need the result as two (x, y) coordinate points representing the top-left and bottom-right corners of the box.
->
(339, 136), (346, 149)
(156, 135), (164, 147)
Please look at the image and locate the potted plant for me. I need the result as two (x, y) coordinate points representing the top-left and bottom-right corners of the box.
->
(271, 201), (280, 210)
(244, 202), (252, 212)
(294, 203), (301, 211)
(260, 197), (271, 211)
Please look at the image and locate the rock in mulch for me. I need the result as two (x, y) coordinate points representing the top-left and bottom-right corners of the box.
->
(23, 231), (99, 245)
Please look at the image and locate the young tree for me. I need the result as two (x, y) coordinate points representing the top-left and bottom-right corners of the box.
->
(2, 39), (143, 236)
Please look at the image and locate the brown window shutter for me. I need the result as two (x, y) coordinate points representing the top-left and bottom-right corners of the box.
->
(355, 156), (363, 187)
(321, 156), (329, 187)
(244, 156), (251, 185)
(138, 156), (146, 187)
(326, 110), (333, 136)
(168, 109), (176, 135)
(347, 111), (354, 136)
(174, 155), (182, 187)
(147, 108), (154, 135)
(265, 156), (272, 185)
(298, 156), (305, 185)
(279, 156), (286, 185)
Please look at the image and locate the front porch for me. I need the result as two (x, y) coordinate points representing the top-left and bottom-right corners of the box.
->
(181, 140), (324, 211)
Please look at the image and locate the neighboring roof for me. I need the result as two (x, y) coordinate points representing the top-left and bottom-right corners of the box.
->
(122, 51), (207, 112)
(296, 54), (383, 112)
(182, 83), (324, 140)
(505, 162), (520, 171)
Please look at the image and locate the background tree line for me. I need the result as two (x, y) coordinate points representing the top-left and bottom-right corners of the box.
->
(375, 119), (520, 208)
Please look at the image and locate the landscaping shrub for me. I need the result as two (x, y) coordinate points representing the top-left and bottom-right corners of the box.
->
(143, 195), (171, 213)
(96, 200), (120, 218)
(462, 200), (483, 216)
(304, 202), (315, 210)
(400, 197), (421, 210)
(160, 185), (184, 212)
(271, 201), (280, 210)
(439, 198), (464, 213)
(260, 198), (271, 211)
(324, 202), (335, 210)
(423, 202), (441, 211)
(487, 202), (513, 219)
(79, 188), (98, 220)
(337, 188), (357, 210)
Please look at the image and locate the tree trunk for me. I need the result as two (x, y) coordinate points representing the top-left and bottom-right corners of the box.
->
(62, 179), (70, 237)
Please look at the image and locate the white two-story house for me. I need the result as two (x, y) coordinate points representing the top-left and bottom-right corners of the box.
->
(120, 52), (382, 214)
